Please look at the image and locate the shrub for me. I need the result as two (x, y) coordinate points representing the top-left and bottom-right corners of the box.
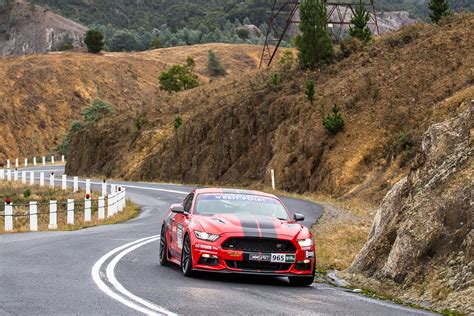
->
(82, 98), (114, 123)
(279, 49), (294, 71)
(186, 56), (196, 71)
(159, 65), (199, 92)
(174, 115), (183, 130)
(58, 120), (83, 155)
(84, 29), (105, 53)
(384, 131), (418, 166)
(207, 50), (226, 76)
(268, 73), (281, 89)
(149, 37), (163, 49)
(339, 37), (364, 58)
(135, 116), (143, 130)
(305, 80), (315, 104)
(323, 105), (345, 135)
(23, 188), (31, 199)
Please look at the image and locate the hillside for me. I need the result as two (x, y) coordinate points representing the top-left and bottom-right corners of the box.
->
(0, 43), (263, 163)
(0, 0), (87, 56)
(66, 14), (473, 204)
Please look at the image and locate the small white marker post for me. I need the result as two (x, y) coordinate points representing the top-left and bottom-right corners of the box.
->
(30, 202), (38, 232)
(33, 157), (37, 166)
(85, 179), (91, 195)
(4, 203), (13, 231)
(98, 196), (105, 220)
(24, 158), (28, 167)
(6, 170), (11, 181)
(40, 172), (45, 187)
(7, 159), (10, 169)
(48, 200), (57, 230)
(67, 199), (74, 225)
(15, 158), (18, 168)
(42, 156), (46, 165)
(84, 196), (91, 222)
(49, 173), (55, 188)
(13, 170), (18, 182)
(107, 194), (113, 217)
(21, 171), (26, 184)
(0, 169), (4, 180)
(271, 169), (276, 190)
(51, 156), (55, 164)
(29, 171), (35, 185)
(73, 177), (79, 192)
(62, 175), (67, 190)
(61, 155), (65, 164)
(101, 180), (107, 197)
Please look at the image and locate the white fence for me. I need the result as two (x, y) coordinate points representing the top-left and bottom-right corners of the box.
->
(3, 155), (65, 169)
(0, 168), (127, 232)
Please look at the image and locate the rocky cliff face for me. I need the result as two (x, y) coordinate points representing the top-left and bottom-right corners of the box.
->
(0, 0), (86, 56)
(350, 104), (473, 313)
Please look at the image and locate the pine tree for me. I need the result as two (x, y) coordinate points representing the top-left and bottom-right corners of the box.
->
(84, 29), (105, 53)
(348, 4), (372, 43)
(305, 80), (315, 104)
(207, 50), (226, 76)
(295, 0), (333, 69)
(429, 0), (450, 23)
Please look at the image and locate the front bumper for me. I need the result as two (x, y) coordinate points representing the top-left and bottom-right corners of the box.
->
(191, 237), (315, 276)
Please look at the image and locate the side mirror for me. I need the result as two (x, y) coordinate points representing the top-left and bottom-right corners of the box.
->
(293, 213), (305, 222)
(170, 204), (184, 214)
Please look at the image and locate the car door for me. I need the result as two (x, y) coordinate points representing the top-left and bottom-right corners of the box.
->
(170, 193), (194, 258)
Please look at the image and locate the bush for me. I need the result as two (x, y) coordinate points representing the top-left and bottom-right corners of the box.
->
(384, 131), (418, 166)
(82, 98), (114, 123)
(207, 50), (226, 76)
(84, 29), (105, 53)
(58, 120), (83, 155)
(323, 105), (345, 135)
(159, 65), (199, 92)
(135, 116), (143, 130)
(279, 49), (294, 71)
(305, 79), (315, 104)
(186, 56), (196, 71)
(339, 37), (364, 58)
(268, 73), (281, 89)
(174, 115), (183, 130)
(383, 25), (421, 48)
(23, 188), (31, 199)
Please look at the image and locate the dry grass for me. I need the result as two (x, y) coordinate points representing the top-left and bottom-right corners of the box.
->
(0, 181), (140, 233)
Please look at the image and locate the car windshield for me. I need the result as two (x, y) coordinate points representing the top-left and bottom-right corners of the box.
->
(194, 193), (289, 220)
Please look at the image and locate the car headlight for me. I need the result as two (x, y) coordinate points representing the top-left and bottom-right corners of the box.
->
(298, 238), (313, 247)
(194, 231), (220, 242)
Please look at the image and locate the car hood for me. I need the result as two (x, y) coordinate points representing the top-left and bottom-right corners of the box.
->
(193, 213), (305, 238)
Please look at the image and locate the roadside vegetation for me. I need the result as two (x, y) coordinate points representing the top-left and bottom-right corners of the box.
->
(0, 181), (139, 233)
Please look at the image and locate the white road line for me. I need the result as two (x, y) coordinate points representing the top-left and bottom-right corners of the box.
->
(91, 236), (165, 315)
(105, 237), (176, 316)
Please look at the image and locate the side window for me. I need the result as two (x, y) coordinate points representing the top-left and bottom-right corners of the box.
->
(183, 193), (194, 213)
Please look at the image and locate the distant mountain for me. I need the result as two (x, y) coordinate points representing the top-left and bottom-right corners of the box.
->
(0, 0), (87, 56)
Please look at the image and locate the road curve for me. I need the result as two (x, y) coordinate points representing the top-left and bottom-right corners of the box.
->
(0, 166), (433, 315)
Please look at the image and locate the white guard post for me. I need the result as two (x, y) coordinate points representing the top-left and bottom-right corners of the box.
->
(29, 171), (35, 185)
(73, 177), (79, 192)
(48, 200), (58, 230)
(40, 172), (45, 186)
(30, 202), (38, 232)
(85, 179), (91, 195)
(42, 156), (46, 165)
(62, 175), (67, 190)
(33, 157), (37, 166)
(13, 169), (18, 182)
(24, 158), (28, 167)
(15, 158), (18, 168)
(4, 203), (13, 231)
(7, 159), (10, 168)
(107, 194), (113, 217)
(21, 171), (26, 184)
(50, 173), (55, 188)
(67, 199), (75, 225)
(84, 195), (92, 222)
(61, 155), (65, 163)
(0, 169), (4, 180)
(6, 169), (11, 181)
(51, 156), (55, 164)
(101, 180), (107, 197)
(98, 196), (105, 219)
(271, 169), (276, 190)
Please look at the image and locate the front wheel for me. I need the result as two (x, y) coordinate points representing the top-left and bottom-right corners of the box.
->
(159, 225), (170, 266)
(181, 234), (194, 277)
(288, 275), (314, 286)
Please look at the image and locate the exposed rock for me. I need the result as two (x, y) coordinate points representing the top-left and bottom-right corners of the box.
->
(0, 0), (87, 56)
(350, 103), (473, 313)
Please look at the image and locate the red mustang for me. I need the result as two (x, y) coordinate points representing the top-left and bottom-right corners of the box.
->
(159, 188), (315, 286)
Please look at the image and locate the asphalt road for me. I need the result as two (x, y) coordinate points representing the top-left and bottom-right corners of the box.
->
(0, 165), (434, 315)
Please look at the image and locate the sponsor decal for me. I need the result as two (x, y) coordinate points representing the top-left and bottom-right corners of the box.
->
(305, 251), (315, 258)
(228, 251), (242, 257)
(199, 193), (280, 204)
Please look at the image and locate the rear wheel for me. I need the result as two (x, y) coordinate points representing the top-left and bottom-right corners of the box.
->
(159, 225), (170, 266)
(181, 234), (194, 277)
(289, 272), (315, 286)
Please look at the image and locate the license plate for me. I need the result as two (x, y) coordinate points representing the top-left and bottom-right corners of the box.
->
(248, 253), (295, 263)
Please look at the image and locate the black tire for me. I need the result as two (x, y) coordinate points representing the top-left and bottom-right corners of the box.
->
(181, 234), (194, 277)
(288, 275), (315, 286)
(159, 225), (170, 266)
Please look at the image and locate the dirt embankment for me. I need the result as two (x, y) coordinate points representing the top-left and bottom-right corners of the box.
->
(0, 43), (263, 164)
(67, 14), (473, 205)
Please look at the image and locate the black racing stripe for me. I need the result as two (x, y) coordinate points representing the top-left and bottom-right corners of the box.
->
(234, 214), (259, 237)
(256, 216), (278, 239)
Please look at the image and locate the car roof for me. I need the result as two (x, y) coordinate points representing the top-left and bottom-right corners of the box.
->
(194, 187), (278, 199)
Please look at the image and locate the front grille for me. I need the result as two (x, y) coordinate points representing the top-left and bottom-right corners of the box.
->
(225, 260), (292, 272)
(222, 237), (296, 253)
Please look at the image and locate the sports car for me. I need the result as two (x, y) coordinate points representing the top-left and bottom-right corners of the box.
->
(159, 188), (316, 286)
